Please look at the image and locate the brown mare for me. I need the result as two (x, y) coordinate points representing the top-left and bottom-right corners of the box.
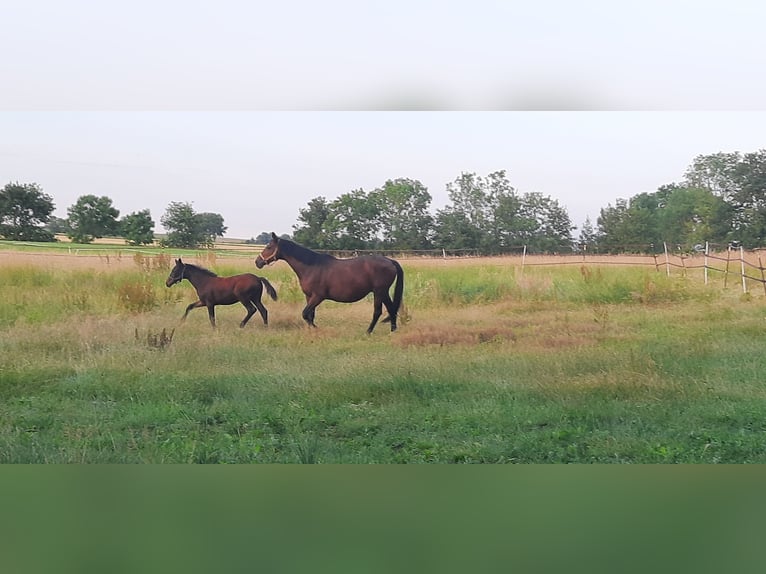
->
(166, 258), (277, 328)
(255, 233), (404, 333)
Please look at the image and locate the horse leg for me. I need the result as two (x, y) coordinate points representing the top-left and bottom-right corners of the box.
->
(240, 301), (257, 328)
(302, 304), (317, 327)
(366, 295), (384, 334)
(302, 295), (321, 328)
(182, 300), (204, 321)
(207, 305), (216, 328)
(381, 292), (398, 332)
(252, 298), (269, 326)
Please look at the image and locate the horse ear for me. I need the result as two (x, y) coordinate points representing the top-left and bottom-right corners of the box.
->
(271, 232), (278, 241)
(177, 258), (182, 264)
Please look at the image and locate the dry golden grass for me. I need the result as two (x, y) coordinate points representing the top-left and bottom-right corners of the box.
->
(0, 250), (230, 271)
(0, 250), (643, 276)
(4, 244), (763, 273)
(390, 302), (606, 351)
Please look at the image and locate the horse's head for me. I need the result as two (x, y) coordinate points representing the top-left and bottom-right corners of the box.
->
(166, 258), (186, 287)
(255, 232), (280, 268)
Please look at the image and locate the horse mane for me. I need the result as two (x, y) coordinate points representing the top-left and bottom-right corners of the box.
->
(183, 263), (218, 277)
(279, 238), (334, 264)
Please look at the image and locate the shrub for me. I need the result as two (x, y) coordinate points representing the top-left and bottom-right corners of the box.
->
(117, 280), (157, 313)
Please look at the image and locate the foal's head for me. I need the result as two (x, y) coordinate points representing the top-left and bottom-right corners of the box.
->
(165, 258), (186, 287)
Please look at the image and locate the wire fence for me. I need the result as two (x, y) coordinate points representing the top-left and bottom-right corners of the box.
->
(518, 241), (766, 296)
(653, 242), (766, 296)
(5, 239), (766, 295)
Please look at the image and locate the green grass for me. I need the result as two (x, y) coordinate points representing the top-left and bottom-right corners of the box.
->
(2, 254), (766, 463)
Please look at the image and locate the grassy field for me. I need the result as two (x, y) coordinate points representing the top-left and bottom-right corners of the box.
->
(2, 242), (766, 463)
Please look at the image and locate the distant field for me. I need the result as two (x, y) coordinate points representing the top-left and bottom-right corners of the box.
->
(2, 244), (766, 463)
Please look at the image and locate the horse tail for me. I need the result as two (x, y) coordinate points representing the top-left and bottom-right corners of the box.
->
(260, 276), (278, 301)
(391, 259), (404, 316)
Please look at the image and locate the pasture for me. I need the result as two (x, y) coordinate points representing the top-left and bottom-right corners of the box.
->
(2, 243), (766, 463)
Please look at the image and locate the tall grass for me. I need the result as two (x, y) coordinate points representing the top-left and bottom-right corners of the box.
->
(1, 257), (766, 462)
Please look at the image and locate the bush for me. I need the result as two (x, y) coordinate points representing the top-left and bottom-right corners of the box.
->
(117, 280), (158, 313)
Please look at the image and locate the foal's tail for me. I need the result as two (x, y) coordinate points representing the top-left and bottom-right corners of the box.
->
(260, 276), (278, 301)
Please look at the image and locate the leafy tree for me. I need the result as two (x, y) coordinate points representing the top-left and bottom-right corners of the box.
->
(683, 150), (766, 247)
(44, 215), (70, 235)
(683, 152), (741, 201)
(292, 197), (336, 248)
(443, 172), (492, 249)
(160, 202), (192, 248)
(327, 188), (381, 249)
(160, 202), (198, 248)
(375, 178), (433, 249)
(252, 232), (273, 244)
(120, 209), (155, 246)
(431, 207), (483, 251)
(438, 170), (572, 253)
(295, 180), (434, 250)
(0, 182), (56, 241)
(444, 170), (527, 252)
(729, 150), (766, 247)
(492, 188), (525, 249)
(597, 184), (733, 252)
(66, 195), (120, 244)
(577, 216), (598, 252)
(160, 202), (226, 248)
(597, 199), (638, 253)
(518, 192), (574, 253)
(657, 186), (732, 248)
(624, 192), (663, 249)
(195, 212), (227, 247)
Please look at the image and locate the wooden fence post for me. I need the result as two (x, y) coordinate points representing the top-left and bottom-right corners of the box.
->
(740, 245), (747, 294)
(758, 249), (766, 296)
(704, 241), (709, 286)
(664, 242), (670, 277)
(521, 245), (527, 276)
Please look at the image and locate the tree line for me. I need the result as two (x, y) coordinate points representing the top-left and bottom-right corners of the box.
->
(292, 150), (766, 253)
(0, 187), (227, 249)
(292, 172), (573, 253)
(591, 150), (766, 252)
(2, 149), (766, 253)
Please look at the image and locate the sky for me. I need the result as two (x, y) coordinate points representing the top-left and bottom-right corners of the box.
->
(2, 1), (764, 111)
(2, 1), (765, 239)
(2, 112), (766, 239)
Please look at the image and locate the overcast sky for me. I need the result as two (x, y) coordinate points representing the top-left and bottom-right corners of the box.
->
(2, 1), (764, 111)
(2, 2), (765, 239)
(1, 112), (765, 239)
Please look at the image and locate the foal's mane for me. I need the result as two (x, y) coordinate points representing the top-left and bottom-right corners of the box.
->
(183, 263), (218, 277)
(279, 238), (334, 264)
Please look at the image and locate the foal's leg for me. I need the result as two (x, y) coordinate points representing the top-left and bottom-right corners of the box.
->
(182, 300), (205, 321)
(207, 305), (216, 328)
(252, 298), (269, 326)
(239, 301), (257, 328)
(245, 286), (268, 326)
